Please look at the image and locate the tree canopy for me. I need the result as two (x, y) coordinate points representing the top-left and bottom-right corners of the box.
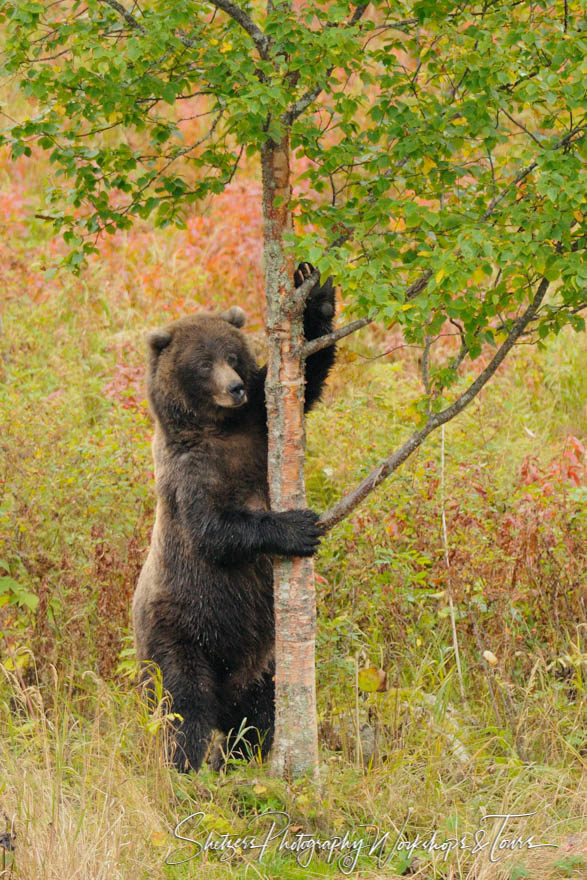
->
(1, 1), (584, 371)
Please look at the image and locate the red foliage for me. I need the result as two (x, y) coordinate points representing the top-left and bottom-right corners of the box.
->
(92, 522), (148, 679)
(103, 345), (145, 411)
(91, 178), (265, 324)
(518, 434), (585, 493)
(0, 155), (49, 302)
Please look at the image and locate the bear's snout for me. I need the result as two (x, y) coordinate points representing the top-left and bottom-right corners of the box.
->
(228, 379), (246, 405)
(212, 361), (248, 408)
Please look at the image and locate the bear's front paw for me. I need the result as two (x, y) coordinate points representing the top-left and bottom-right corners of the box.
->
(294, 261), (318, 288)
(296, 260), (335, 338)
(279, 508), (323, 557)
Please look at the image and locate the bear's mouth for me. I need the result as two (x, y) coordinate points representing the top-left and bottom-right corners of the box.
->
(228, 393), (248, 408)
(213, 389), (248, 409)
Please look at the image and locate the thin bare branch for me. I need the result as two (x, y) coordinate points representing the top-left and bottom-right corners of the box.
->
(421, 334), (432, 395)
(405, 270), (432, 299)
(446, 318), (469, 372)
(303, 315), (373, 357)
(282, 85), (323, 126)
(501, 108), (545, 147)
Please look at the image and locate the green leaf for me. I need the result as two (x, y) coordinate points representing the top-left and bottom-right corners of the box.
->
(0, 576), (20, 593)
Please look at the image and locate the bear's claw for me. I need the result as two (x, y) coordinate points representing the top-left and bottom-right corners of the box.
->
(294, 261), (318, 288)
(278, 508), (323, 557)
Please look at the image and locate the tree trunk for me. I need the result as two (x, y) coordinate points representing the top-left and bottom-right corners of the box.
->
(261, 134), (319, 779)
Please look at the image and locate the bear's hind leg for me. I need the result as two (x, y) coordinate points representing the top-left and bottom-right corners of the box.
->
(213, 669), (275, 770)
(153, 653), (219, 773)
(169, 699), (216, 773)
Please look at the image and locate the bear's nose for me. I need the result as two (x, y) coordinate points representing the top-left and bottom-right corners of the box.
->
(228, 380), (246, 403)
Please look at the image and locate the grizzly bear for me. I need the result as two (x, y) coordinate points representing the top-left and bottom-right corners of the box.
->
(133, 262), (336, 771)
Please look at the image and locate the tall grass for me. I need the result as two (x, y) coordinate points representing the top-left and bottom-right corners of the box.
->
(0, 139), (585, 878)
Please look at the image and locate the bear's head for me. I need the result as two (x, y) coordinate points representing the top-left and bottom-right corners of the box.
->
(146, 307), (256, 429)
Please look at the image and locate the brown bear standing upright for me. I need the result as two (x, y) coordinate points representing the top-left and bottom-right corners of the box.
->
(133, 263), (336, 771)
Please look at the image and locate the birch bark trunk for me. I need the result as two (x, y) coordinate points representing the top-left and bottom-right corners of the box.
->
(261, 134), (319, 779)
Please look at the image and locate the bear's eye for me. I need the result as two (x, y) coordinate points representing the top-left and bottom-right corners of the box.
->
(226, 353), (238, 369)
(199, 360), (213, 376)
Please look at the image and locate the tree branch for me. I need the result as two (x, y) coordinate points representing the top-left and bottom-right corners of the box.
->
(98, 0), (198, 47)
(318, 277), (549, 531)
(99, 0), (145, 33)
(303, 120), (579, 325)
(421, 334), (432, 395)
(282, 4), (371, 125)
(208, 0), (269, 57)
(293, 122), (576, 332)
(99, 0), (269, 55)
(300, 264), (434, 352)
(304, 315), (373, 357)
(291, 268), (321, 311)
(482, 124), (584, 221)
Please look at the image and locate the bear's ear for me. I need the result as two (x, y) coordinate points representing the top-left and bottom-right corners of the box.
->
(220, 306), (246, 328)
(146, 327), (173, 354)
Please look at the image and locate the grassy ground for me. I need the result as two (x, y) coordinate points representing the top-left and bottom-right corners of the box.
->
(0, 145), (585, 879)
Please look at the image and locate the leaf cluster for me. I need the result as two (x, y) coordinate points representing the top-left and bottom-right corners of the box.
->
(0, 1), (584, 384)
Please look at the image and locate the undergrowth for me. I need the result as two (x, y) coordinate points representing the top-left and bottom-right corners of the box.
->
(0, 142), (585, 879)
